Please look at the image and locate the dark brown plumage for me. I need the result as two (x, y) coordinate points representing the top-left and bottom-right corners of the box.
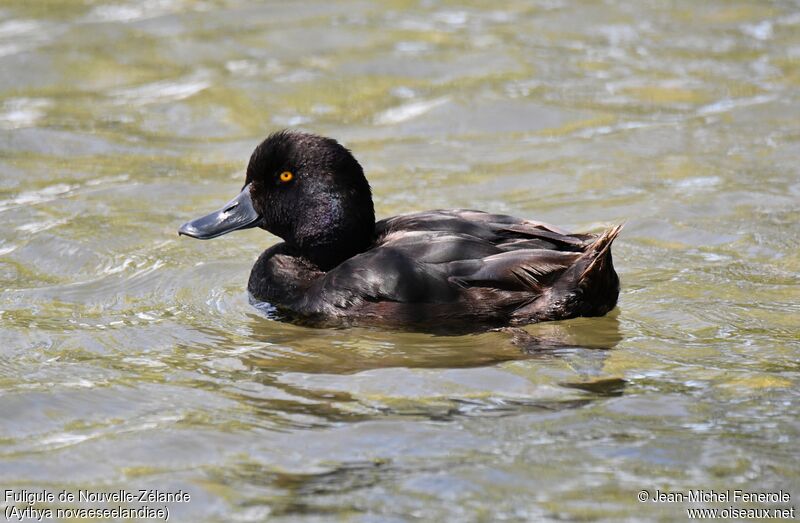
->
(179, 131), (622, 333)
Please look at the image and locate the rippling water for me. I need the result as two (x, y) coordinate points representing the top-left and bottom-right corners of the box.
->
(1, 0), (798, 520)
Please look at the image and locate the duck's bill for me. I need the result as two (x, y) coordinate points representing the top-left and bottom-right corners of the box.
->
(178, 184), (262, 240)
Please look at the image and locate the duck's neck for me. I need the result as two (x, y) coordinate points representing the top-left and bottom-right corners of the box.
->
(291, 194), (375, 271)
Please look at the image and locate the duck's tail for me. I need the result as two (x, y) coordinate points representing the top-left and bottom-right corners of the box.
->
(566, 224), (622, 317)
(579, 224), (623, 281)
(508, 224), (622, 323)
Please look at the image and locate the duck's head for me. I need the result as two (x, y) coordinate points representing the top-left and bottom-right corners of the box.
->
(179, 131), (375, 270)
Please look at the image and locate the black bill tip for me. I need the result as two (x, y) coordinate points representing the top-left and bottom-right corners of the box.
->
(178, 220), (208, 239)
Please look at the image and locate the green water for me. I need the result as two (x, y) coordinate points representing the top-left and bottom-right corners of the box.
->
(1, 0), (798, 521)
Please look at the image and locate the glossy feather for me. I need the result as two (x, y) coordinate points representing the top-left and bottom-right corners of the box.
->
(248, 209), (621, 331)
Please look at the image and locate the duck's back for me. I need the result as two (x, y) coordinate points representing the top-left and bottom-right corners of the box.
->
(298, 210), (621, 331)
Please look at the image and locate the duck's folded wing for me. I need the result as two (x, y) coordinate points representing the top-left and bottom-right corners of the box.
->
(445, 249), (581, 293)
(315, 210), (599, 309)
(316, 245), (582, 310)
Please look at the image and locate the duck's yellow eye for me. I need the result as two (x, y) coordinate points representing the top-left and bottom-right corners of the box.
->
(279, 171), (293, 183)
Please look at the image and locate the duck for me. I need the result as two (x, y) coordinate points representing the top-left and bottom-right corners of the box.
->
(178, 131), (622, 332)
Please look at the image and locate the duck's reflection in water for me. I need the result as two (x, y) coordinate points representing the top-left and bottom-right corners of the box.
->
(190, 312), (626, 429)
(239, 309), (622, 374)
